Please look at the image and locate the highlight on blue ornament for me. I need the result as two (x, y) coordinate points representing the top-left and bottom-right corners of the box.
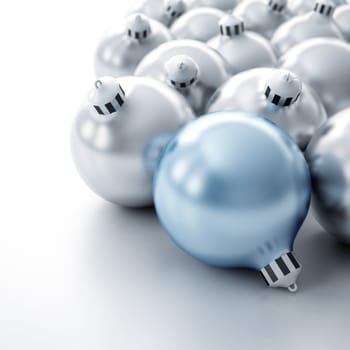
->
(153, 111), (311, 292)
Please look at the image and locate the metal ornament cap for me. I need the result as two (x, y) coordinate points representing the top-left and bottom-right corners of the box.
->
(219, 14), (245, 36)
(260, 252), (302, 292)
(268, 0), (287, 12)
(334, 4), (350, 41)
(164, 0), (186, 20)
(170, 7), (226, 42)
(234, 0), (289, 39)
(264, 70), (302, 107)
(126, 14), (152, 40)
(165, 55), (199, 89)
(71, 76), (194, 207)
(94, 15), (172, 78)
(127, 0), (186, 27)
(313, 0), (336, 17)
(88, 79), (126, 118)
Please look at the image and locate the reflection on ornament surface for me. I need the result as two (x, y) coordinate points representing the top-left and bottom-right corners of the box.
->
(94, 14), (172, 78)
(154, 111), (311, 291)
(306, 108), (350, 245)
(280, 37), (350, 115)
(71, 77), (194, 207)
(208, 68), (327, 150)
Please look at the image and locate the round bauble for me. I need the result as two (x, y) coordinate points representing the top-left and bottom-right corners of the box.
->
(234, 0), (290, 39)
(171, 7), (225, 42)
(280, 38), (350, 115)
(208, 14), (277, 73)
(94, 14), (172, 78)
(272, 1), (344, 56)
(71, 76), (194, 207)
(128, 0), (187, 27)
(154, 111), (311, 291)
(135, 39), (232, 115)
(334, 4), (350, 41)
(305, 108), (350, 244)
(208, 68), (327, 150)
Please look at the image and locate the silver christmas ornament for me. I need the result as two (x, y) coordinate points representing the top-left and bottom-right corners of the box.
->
(208, 14), (277, 73)
(94, 14), (172, 78)
(280, 37), (350, 115)
(135, 39), (232, 115)
(234, 0), (290, 39)
(128, 0), (187, 27)
(171, 7), (226, 42)
(272, 0), (344, 56)
(207, 68), (327, 150)
(305, 108), (350, 244)
(289, 0), (347, 15)
(71, 76), (194, 207)
(334, 4), (350, 41)
(186, 0), (240, 11)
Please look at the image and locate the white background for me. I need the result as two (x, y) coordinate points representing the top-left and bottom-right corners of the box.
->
(1, 1), (350, 349)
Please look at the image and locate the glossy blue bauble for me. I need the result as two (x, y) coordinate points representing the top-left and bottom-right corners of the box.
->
(153, 111), (311, 270)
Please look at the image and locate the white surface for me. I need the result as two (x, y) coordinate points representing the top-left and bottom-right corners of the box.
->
(0, 1), (350, 349)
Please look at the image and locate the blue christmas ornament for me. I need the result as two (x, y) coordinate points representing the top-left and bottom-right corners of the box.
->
(153, 111), (311, 292)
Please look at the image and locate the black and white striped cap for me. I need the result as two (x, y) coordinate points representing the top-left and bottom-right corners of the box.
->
(219, 14), (245, 37)
(260, 252), (302, 292)
(267, 0), (287, 12)
(313, 0), (335, 17)
(165, 55), (199, 89)
(264, 69), (302, 107)
(164, 0), (186, 20)
(126, 14), (152, 40)
(88, 78), (126, 116)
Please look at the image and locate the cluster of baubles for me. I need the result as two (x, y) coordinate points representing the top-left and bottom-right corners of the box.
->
(72, 0), (350, 293)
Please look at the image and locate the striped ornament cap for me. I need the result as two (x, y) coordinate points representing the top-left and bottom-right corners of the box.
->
(264, 69), (302, 107)
(313, 0), (335, 17)
(165, 55), (199, 89)
(219, 14), (245, 37)
(126, 14), (152, 41)
(260, 252), (302, 292)
(164, 0), (186, 20)
(267, 0), (287, 12)
(88, 78), (126, 117)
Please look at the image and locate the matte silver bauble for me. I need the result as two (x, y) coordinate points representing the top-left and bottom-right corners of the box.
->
(234, 0), (290, 39)
(208, 68), (327, 150)
(128, 0), (187, 27)
(272, 1), (344, 56)
(94, 14), (172, 78)
(289, 0), (347, 15)
(71, 76), (194, 207)
(334, 4), (350, 41)
(280, 38), (350, 115)
(171, 7), (225, 42)
(305, 108), (350, 244)
(135, 39), (232, 115)
(208, 14), (277, 73)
